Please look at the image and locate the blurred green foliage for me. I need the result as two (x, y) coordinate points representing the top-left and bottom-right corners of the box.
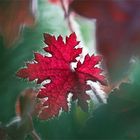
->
(80, 57), (140, 140)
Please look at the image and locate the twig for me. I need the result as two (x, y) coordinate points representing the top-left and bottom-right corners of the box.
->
(30, 130), (41, 140)
(91, 86), (104, 103)
(60, 0), (74, 32)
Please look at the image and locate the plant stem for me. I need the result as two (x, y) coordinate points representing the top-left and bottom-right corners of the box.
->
(60, 0), (74, 32)
(30, 130), (41, 140)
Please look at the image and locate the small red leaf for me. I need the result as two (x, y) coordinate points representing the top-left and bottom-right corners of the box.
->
(17, 33), (106, 120)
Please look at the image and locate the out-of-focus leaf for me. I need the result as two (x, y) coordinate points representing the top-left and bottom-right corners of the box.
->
(81, 82), (140, 139)
(15, 88), (37, 117)
(70, 0), (140, 82)
(5, 88), (40, 140)
(0, 0), (36, 47)
(48, 0), (59, 4)
(49, 0), (72, 4)
(6, 116), (33, 140)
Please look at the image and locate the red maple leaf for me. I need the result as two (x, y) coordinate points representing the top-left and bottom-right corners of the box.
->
(17, 33), (106, 120)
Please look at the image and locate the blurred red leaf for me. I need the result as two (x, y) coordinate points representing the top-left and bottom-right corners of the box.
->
(48, 0), (72, 4)
(15, 88), (37, 117)
(17, 33), (106, 120)
(0, 0), (36, 47)
(48, 0), (60, 3)
(70, 0), (140, 82)
(4, 89), (40, 139)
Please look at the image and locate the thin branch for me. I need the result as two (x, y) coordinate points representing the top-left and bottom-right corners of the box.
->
(91, 86), (104, 103)
(60, 0), (67, 17)
(60, 0), (74, 32)
(30, 130), (41, 140)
